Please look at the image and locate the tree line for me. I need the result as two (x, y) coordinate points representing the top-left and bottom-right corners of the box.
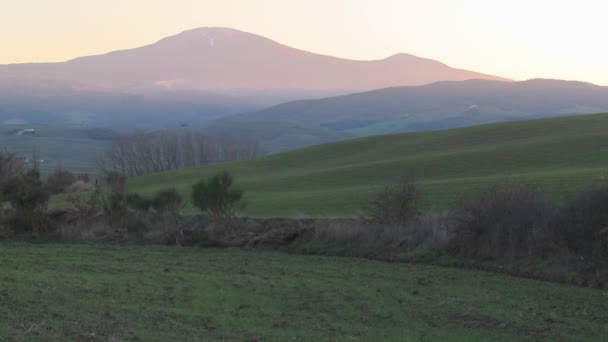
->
(97, 129), (263, 176)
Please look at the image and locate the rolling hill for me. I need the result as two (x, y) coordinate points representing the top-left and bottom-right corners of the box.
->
(99, 112), (608, 217)
(238, 79), (608, 136)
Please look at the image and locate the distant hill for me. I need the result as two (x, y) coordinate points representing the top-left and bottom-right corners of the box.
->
(238, 79), (608, 136)
(90, 113), (608, 217)
(199, 120), (353, 153)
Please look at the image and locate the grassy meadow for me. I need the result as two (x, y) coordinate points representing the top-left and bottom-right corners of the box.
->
(0, 243), (606, 341)
(93, 112), (608, 217)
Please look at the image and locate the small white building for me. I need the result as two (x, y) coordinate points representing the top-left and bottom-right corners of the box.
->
(16, 128), (36, 136)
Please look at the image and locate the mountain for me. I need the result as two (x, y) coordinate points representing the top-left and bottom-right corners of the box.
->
(0, 27), (509, 125)
(237, 79), (608, 135)
(1, 27), (507, 96)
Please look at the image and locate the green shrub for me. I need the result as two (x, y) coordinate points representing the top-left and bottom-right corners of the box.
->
(100, 172), (150, 230)
(2, 169), (50, 233)
(192, 170), (243, 220)
(152, 188), (182, 215)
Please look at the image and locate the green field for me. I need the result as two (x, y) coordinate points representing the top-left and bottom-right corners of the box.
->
(0, 243), (606, 341)
(115, 113), (608, 217)
(0, 125), (115, 176)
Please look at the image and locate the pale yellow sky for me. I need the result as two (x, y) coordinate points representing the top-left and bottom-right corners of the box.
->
(1, 0), (607, 85)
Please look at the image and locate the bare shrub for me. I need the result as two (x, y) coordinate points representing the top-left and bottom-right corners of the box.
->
(368, 179), (421, 225)
(449, 183), (556, 259)
(101, 172), (128, 228)
(47, 166), (76, 194)
(65, 191), (100, 222)
(308, 214), (451, 259)
(152, 188), (183, 237)
(64, 180), (94, 193)
(556, 186), (608, 270)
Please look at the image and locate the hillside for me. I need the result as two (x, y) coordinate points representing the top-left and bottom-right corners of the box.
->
(199, 120), (353, 153)
(117, 113), (608, 217)
(238, 79), (608, 136)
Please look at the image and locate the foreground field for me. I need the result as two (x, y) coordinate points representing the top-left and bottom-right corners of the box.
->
(117, 113), (608, 216)
(0, 244), (606, 341)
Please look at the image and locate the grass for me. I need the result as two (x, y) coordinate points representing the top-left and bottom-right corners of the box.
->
(87, 112), (608, 217)
(0, 243), (606, 341)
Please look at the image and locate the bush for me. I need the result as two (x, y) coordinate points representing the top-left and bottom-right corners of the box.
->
(66, 192), (99, 222)
(152, 188), (183, 236)
(556, 186), (608, 269)
(2, 169), (50, 233)
(47, 167), (76, 194)
(100, 172), (150, 230)
(449, 183), (556, 259)
(192, 170), (243, 220)
(64, 180), (93, 193)
(0, 151), (26, 202)
(153, 188), (182, 215)
(368, 179), (420, 225)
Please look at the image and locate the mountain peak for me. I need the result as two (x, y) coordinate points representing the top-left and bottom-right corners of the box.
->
(178, 27), (252, 37)
(161, 27), (265, 43)
(382, 53), (447, 66)
(384, 53), (417, 60)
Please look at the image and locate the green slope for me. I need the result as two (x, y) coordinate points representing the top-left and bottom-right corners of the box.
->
(2, 244), (606, 340)
(200, 120), (353, 153)
(124, 113), (608, 217)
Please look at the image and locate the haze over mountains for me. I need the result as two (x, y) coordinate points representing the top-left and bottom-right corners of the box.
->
(0, 27), (507, 125)
(2, 27), (608, 153)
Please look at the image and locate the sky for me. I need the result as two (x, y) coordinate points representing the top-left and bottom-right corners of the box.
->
(1, 0), (607, 85)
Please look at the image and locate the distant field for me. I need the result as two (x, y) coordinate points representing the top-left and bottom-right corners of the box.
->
(110, 113), (608, 217)
(0, 244), (606, 341)
(0, 125), (116, 176)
